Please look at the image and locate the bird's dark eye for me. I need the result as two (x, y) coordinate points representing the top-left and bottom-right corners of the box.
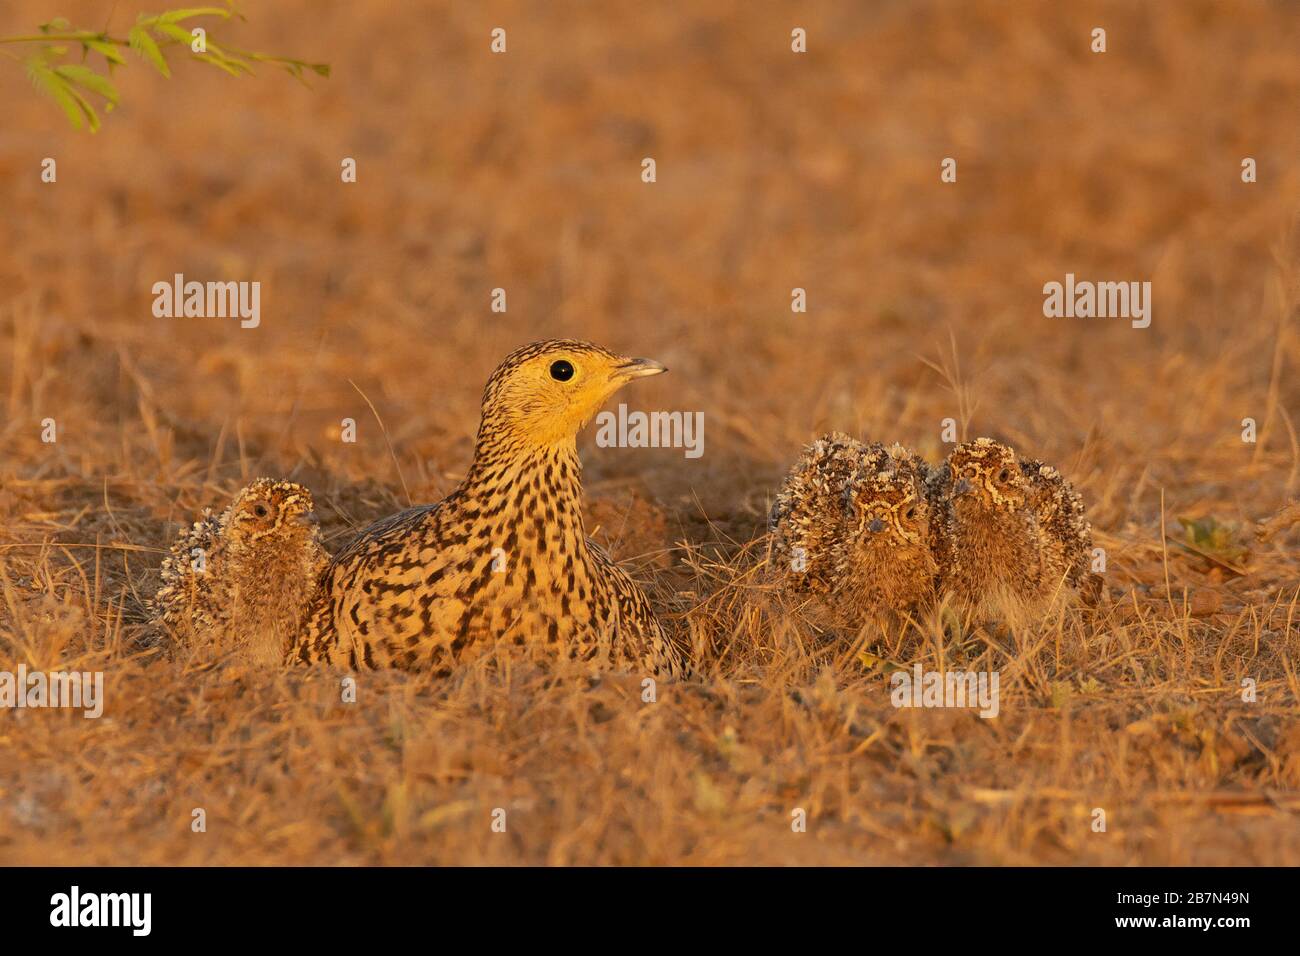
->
(906, 506), (917, 519)
(549, 360), (575, 381)
(997, 469), (1010, 482)
(253, 503), (270, 518)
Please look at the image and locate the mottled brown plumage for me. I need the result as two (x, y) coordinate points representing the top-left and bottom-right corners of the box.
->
(930, 438), (1095, 618)
(1020, 456), (1101, 604)
(769, 432), (866, 599)
(769, 434), (938, 626)
(291, 340), (684, 677)
(150, 479), (327, 664)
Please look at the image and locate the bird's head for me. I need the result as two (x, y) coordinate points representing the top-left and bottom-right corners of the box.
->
(844, 444), (930, 546)
(478, 339), (667, 448)
(222, 479), (320, 551)
(945, 438), (1027, 512)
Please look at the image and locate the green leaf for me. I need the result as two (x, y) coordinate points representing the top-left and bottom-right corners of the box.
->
(26, 57), (85, 130)
(192, 51), (250, 77)
(63, 84), (102, 132)
(38, 17), (71, 33)
(267, 57), (329, 87)
(206, 41), (252, 72)
(54, 64), (121, 109)
(85, 39), (127, 68)
(128, 24), (170, 77)
(153, 23), (198, 45)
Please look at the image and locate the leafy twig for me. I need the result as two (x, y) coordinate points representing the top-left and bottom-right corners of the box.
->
(4, 6), (328, 132)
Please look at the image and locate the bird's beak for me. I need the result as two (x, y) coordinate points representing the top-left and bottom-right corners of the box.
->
(868, 517), (885, 533)
(954, 478), (973, 496)
(615, 357), (668, 380)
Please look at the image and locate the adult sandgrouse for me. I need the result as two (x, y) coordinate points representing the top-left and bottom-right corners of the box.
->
(929, 438), (1095, 619)
(291, 340), (685, 676)
(150, 479), (327, 664)
(769, 434), (937, 627)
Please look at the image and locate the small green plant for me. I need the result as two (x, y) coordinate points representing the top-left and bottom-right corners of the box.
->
(1, 5), (328, 132)
(1176, 515), (1250, 572)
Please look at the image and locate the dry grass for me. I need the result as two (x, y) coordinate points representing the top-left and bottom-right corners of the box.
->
(1, 0), (1299, 865)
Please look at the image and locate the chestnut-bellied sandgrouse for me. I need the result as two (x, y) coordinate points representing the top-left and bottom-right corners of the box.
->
(769, 433), (938, 626)
(929, 438), (1096, 618)
(291, 340), (685, 676)
(150, 479), (327, 664)
(1019, 455), (1101, 605)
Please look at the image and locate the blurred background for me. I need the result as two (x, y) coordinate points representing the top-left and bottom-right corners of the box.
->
(2, 0), (1298, 532)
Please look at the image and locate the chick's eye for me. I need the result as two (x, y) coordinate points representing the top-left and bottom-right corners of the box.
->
(997, 469), (1010, 482)
(906, 506), (917, 519)
(549, 360), (575, 382)
(253, 504), (269, 518)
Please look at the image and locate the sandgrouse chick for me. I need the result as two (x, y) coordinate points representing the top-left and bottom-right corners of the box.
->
(292, 340), (684, 677)
(151, 479), (328, 664)
(769, 432), (866, 602)
(769, 434), (938, 627)
(930, 438), (1094, 619)
(1019, 456), (1101, 605)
